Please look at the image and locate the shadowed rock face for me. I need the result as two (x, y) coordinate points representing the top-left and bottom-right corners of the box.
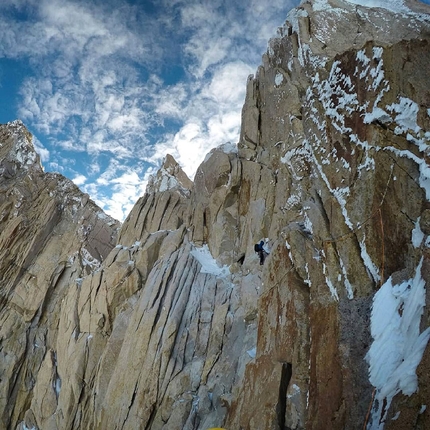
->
(0, 120), (121, 429)
(1, 1), (430, 429)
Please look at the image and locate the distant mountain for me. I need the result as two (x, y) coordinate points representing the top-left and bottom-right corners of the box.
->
(1, 1), (430, 429)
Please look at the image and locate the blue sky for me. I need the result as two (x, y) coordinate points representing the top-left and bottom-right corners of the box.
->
(0, 0), (301, 220)
(1, 0), (429, 220)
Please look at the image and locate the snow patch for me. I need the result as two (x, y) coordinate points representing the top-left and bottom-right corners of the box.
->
(385, 146), (430, 200)
(391, 411), (400, 421)
(203, 141), (237, 163)
(55, 376), (62, 396)
(312, 0), (336, 11)
(275, 72), (284, 86)
(412, 217), (425, 248)
(287, 383), (301, 399)
(357, 49), (371, 66)
(299, 43), (327, 69)
(322, 262), (339, 300)
(158, 172), (179, 192)
(285, 239), (294, 263)
(346, 0), (411, 14)
(190, 244), (230, 278)
(363, 107), (391, 125)
(286, 7), (309, 35)
(218, 141), (238, 155)
(339, 256), (354, 299)
(285, 194), (300, 210)
(304, 263), (312, 287)
(366, 258), (430, 428)
(303, 211), (313, 235)
(80, 247), (101, 270)
(359, 237), (380, 283)
(387, 97), (421, 134)
(5, 120), (39, 169)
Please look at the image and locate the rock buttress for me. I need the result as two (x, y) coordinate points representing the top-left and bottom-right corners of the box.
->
(227, 1), (430, 429)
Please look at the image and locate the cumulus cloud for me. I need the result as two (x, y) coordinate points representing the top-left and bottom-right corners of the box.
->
(82, 162), (154, 221)
(149, 60), (253, 177)
(32, 136), (50, 162)
(72, 174), (87, 186)
(1, 0), (300, 220)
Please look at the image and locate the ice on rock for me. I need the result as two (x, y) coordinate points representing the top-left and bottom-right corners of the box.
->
(366, 258), (430, 428)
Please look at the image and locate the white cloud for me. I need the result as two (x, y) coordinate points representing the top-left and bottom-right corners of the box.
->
(47, 161), (61, 172)
(202, 61), (253, 107)
(7, 0), (160, 154)
(84, 165), (154, 222)
(174, 0), (297, 78)
(32, 136), (50, 162)
(149, 60), (253, 178)
(72, 174), (86, 186)
(185, 35), (232, 78)
(154, 83), (188, 119)
(2, 0), (300, 221)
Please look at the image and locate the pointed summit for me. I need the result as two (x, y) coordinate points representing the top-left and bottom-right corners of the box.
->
(0, 120), (42, 179)
(119, 154), (193, 244)
(147, 154), (193, 196)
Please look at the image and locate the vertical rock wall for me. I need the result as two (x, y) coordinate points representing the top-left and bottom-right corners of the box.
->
(0, 121), (120, 429)
(226, 1), (430, 429)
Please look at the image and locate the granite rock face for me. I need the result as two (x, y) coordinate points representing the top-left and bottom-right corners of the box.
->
(1, 1), (430, 429)
(227, 1), (430, 429)
(0, 120), (120, 429)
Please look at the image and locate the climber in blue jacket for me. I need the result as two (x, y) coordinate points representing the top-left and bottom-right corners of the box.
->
(254, 240), (266, 265)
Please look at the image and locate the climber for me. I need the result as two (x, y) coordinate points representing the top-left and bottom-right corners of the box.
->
(254, 240), (267, 265)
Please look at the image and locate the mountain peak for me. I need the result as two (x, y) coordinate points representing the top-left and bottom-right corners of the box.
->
(147, 154), (193, 195)
(0, 120), (42, 179)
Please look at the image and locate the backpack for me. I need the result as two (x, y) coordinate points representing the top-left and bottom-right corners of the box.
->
(254, 243), (261, 252)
